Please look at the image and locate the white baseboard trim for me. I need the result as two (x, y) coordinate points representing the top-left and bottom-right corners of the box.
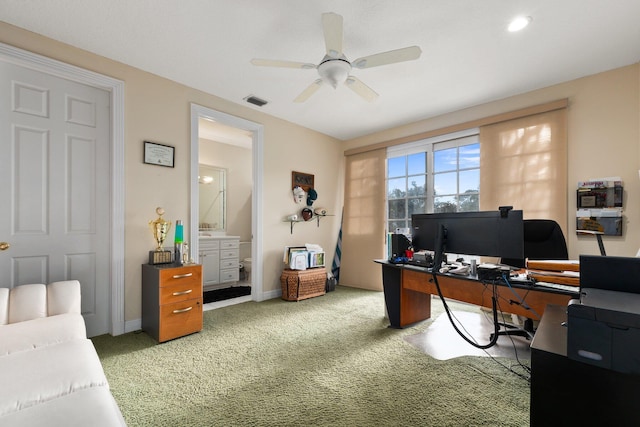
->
(124, 319), (141, 334)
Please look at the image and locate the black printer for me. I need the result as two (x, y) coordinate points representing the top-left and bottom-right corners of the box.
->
(568, 288), (640, 374)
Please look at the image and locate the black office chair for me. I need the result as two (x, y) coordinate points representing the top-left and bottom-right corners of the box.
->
(501, 219), (569, 269)
(496, 219), (569, 339)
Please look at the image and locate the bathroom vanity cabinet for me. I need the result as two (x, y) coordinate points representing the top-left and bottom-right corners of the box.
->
(199, 236), (240, 290)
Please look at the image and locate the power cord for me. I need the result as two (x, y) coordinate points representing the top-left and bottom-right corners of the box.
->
(432, 272), (531, 382)
(492, 293), (532, 381)
(431, 272), (500, 350)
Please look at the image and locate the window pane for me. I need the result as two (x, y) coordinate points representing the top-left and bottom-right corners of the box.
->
(459, 143), (480, 169)
(434, 196), (457, 213)
(407, 152), (426, 175)
(458, 193), (479, 212)
(408, 197), (426, 216)
(389, 220), (407, 232)
(407, 175), (425, 197)
(387, 177), (406, 198)
(387, 157), (405, 178)
(434, 147), (457, 173)
(459, 169), (479, 193)
(434, 172), (457, 195)
(388, 199), (406, 219)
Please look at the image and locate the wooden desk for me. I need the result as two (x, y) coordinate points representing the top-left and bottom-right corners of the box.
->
(377, 261), (577, 328)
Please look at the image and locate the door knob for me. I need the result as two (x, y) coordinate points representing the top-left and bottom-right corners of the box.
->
(0, 242), (9, 251)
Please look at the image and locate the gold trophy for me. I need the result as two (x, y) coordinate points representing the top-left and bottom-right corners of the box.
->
(148, 207), (173, 264)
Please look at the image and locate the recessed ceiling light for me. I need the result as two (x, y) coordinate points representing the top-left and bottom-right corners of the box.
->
(508, 16), (532, 32)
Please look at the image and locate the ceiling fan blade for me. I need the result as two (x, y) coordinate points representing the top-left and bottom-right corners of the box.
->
(251, 58), (316, 69)
(294, 79), (323, 103)
(352, 46), (422, 69)
(322, 12), (343, 57)
(345, 76), (378, 102)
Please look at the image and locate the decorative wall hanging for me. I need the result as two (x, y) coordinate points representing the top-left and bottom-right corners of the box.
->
(292, 171), (314, 191)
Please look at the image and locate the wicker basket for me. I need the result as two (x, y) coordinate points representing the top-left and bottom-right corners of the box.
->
(280, 267), (326, 301)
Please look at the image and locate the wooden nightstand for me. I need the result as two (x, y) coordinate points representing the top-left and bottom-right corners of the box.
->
(142, 263), (203, 342)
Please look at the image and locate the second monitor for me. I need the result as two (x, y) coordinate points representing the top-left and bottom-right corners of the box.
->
(411, 208), (524, 269)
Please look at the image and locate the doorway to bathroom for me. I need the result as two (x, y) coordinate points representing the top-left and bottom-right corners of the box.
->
(190, 104), (264, 310)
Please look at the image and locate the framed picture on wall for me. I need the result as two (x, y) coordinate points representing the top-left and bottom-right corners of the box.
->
(144, 141), (175, 168)
(292, 171), (314, 191)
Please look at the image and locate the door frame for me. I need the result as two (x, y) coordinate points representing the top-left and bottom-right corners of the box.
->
(190, 104), (264, 301)
(0, 42), (126, 335)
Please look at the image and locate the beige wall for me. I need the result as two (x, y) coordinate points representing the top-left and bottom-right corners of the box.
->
(345, 63), (640, 260)
(4, 20), (640, 323)
(0, 22), (344, 324)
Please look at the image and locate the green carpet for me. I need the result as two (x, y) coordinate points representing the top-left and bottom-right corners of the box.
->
(92, 286), (530, 426)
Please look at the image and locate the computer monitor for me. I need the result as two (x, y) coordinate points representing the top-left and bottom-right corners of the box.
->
(579, 255), (640, 294)
(411, 208), (524, 269)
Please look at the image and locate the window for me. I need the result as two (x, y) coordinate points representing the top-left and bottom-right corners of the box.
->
(433, 139), (480, 213)
(387, 152), (427, 231)
(386, 131), (479, 232)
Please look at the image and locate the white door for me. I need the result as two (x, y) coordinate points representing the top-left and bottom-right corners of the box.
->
(0, 61), (111, 337)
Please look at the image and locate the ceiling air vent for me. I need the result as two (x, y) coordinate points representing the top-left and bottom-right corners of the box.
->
(244, 95), (268, 107)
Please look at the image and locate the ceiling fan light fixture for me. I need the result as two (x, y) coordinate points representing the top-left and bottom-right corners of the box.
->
(250, 12), (421, 102)
(508, 16), (532, 32)
(317, 59), (351, 88)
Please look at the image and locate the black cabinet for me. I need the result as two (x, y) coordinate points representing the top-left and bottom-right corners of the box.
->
(530, 305), (640, 426)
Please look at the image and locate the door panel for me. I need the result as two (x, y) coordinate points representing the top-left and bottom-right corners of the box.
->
(0, 61), (110, 337)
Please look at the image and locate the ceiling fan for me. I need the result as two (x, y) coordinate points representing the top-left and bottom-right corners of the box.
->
(250, 12), (422, 103)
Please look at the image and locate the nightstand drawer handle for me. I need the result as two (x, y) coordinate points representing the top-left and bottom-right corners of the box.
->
(172, 289), (193, 296)
(172, 306), (193, 314)
(172, 273), (193, 279)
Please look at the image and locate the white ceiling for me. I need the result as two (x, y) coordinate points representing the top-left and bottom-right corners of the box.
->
(2, 0), (640, 141)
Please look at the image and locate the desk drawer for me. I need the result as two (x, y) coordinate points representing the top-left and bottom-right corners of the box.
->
(159, 265), (202, 288)
(159, 298), (203, 342)
(160, 280), (202, 304)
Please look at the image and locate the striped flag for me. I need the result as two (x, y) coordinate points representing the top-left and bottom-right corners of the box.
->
(332, 211), (343, 282)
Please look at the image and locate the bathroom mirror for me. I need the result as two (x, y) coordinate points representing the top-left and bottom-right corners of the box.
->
(198, 164), (226, 232)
